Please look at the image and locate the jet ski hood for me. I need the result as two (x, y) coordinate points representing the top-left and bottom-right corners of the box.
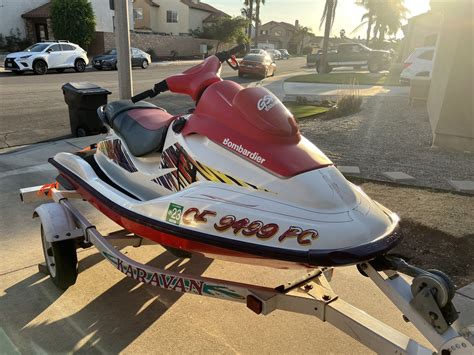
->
(183, 81), (333, 177)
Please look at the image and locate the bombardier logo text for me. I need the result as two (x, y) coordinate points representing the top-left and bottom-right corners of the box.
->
(222, 138), (266, 164)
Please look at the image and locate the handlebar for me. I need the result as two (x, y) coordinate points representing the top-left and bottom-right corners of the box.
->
(131, 80), (168, 103)
(215, 43), (248, 63)
(131, 44), (248, 103)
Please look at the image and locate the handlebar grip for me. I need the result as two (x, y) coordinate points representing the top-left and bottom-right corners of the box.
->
(216, 44), (248, 63)
(131, 89), (155, 103)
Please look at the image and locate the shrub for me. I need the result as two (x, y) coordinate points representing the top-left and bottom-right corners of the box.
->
(147, 48), (158, 61)
(51, 0), (96, 49)
(302, 46), (313, 55)
(1, 28), (31, 52)
(325, 88), (362, 119)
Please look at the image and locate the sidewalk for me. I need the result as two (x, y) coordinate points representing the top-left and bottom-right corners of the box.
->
(256, 75), (474, 193)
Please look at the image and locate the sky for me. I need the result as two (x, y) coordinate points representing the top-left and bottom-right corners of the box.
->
(210, 0), (432, 38)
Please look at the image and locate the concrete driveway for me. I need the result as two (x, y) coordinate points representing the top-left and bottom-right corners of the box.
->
(0, 137), (432, 354)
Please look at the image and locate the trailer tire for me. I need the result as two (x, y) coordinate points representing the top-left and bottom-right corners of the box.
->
(41, 224), (78, 290)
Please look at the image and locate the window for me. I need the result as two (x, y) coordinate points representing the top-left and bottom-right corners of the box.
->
(274, 30), (282, 37)
(351, 45), (362, 53)
(61, 44), (75, 51)
(419, 50), (434, 61)
(48, 44), (62, 52)
(133, 8), (143, 20)
(260, 30), (268, 35)
(167, 10), (178, 23)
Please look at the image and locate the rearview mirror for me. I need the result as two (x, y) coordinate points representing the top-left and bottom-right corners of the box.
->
(46, 48), (52, 53)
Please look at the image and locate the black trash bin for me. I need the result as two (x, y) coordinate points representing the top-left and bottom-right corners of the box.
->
(62, 82), (111, 137)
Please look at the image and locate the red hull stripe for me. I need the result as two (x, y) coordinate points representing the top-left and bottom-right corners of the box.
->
(49, 158), (403, 267)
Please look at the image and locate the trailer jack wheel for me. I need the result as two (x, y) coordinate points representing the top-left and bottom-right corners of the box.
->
(41, 224), (78, 290)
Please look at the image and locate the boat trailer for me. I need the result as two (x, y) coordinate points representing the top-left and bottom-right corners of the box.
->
(20, 185), (474, 354)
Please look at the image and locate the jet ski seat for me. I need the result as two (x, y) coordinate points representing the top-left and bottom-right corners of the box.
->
(102, 100), (174, 157)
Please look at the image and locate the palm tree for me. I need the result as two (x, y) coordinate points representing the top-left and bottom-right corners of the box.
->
(352, 0), (408, 45)
(254, 0), (265, 46)
(242, 0), (254, 38)
(319, 0), (337, 73)
(353, 0), (377, 45)
(374, 0), (408, 42)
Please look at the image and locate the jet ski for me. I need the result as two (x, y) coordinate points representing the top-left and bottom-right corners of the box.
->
(48, 44), (402, 269)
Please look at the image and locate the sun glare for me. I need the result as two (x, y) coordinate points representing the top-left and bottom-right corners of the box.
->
(405, 0), (432, 17)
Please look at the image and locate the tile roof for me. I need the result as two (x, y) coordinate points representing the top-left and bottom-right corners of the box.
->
(181, 0), (228, 16)
(22, 1), (51, 19)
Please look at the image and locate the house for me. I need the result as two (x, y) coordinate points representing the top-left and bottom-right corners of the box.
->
(256, 21), (299, 51)
(0, 0), (51, 40)
(399, 10), (442, 62)
(0, 0), (133, 45)
(426, 0), (473, 152)
(132, 0), (229, 36)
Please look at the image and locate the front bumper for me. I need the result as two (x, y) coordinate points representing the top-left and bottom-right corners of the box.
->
(4, 58), (31, 71)
(92, 60), (115, 69)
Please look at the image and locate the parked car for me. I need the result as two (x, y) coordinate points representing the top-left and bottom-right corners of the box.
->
(309, 43), (391, 73)
(238, 54), (276, 79)
(249, 48), (268, 55)
(265, 49), (282, 61)
(278, 49), (290, 59)
(92, 48), (151, 70)
(400, 46), (435, 85)
(4, 40), (88, 75)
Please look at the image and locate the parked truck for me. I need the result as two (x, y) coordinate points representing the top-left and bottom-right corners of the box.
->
(307, 43), (391, 73)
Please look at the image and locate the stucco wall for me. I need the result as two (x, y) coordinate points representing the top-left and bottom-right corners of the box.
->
(427, 1), (474, 152)
(153, 0), (189, 35)
(132, 0), (151, 31)
(0, 0), (48, 37)
(188, 8), (209, 32)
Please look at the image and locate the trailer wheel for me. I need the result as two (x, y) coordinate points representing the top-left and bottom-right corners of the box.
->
(41, 224), (78, 290)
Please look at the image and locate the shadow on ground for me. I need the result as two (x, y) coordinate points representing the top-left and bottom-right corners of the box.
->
(394, 220), (474, 287)
(0, 250), (212, 353)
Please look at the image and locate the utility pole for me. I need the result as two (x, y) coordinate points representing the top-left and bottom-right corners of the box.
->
(114, 0), (133, 99)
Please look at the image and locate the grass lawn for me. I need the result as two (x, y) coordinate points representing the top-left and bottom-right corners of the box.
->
(287, 72), (402, 86)
(284, 102), (330, 119)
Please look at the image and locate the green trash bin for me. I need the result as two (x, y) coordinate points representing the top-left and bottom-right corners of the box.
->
(62, 82), (111, 137)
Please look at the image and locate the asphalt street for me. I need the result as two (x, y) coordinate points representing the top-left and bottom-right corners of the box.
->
(0, 57), (307, 148)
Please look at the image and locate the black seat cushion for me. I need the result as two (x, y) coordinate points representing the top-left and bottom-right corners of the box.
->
(105, 101), (174, 157)
(104, 100), (158, 125)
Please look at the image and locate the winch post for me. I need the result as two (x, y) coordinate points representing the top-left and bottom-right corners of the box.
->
(361, 262), (460, 351)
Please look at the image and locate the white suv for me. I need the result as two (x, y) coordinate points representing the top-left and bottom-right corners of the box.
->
(4, 40), (89, 75)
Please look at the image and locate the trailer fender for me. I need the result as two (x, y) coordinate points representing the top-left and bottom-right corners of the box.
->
(33, 203), (83, 242)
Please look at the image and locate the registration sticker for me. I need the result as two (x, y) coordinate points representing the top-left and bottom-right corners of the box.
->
(166, 203), (184, 225)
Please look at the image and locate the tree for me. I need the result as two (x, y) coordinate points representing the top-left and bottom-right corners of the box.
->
(190, 17), (249, 52)
(241, 0), (254, 38)
(51, 0), (96, 49)
(319, 0), (337, 73)
(373, 0), (408, 42)
(293, 26), (313, 54)
(353, 0), (377, 45)
(352, 0), (408, 45)
(254, 0), (265, 46)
